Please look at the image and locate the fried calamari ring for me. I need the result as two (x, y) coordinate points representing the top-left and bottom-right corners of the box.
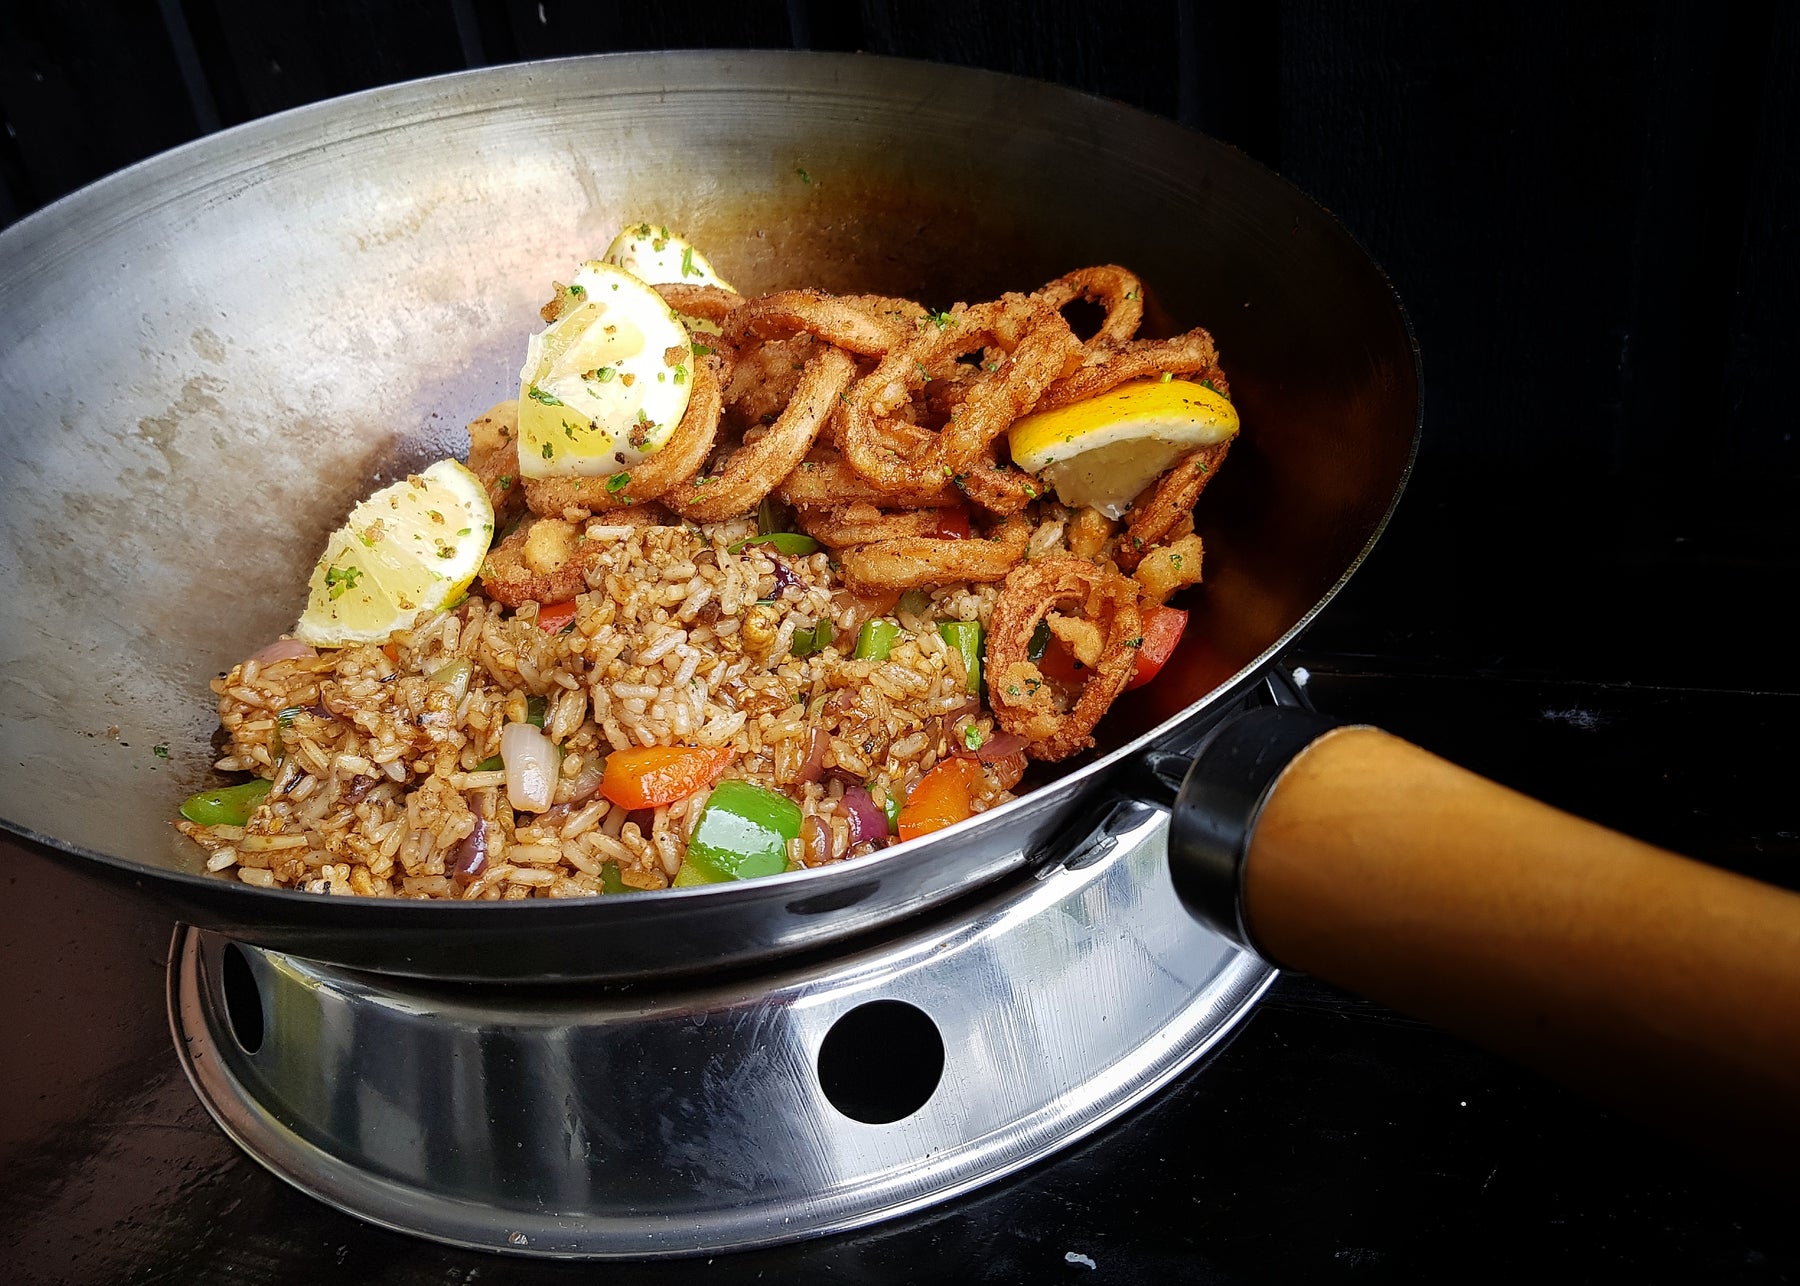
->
(839, 294), (929, 331)
(728, 288), (910, 357)
(838, 295), (1080, 492)
(665, 347), (856, 522)
(953, 450), (1043, 515)
(796, 503), (945, 546)
(1119, 438), (1232, 569)
(1035, 265), (1144, 353)
(777, 448), (961, 509)
(838, 536), (1025, 594)
(465, 400), (524, 526)
(521, 356), (724, 519)
(986, 557), (1143, 761)
(655, 283), (743, 327)
(1034, 328), (1229, 415)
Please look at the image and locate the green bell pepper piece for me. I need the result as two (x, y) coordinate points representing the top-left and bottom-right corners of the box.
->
(679, 779), (804, 882)
(938, 620), (984, 695)
(525, 694), (548, 727)
(180, 779), (273, 826)
(883, 790), (901, 834)
(599, 861), (629, 894)
(727, 532), (820, 556)
(791, 624), (823, 658)
(853, 619), (900, 660)
(473, 754), (504, 772)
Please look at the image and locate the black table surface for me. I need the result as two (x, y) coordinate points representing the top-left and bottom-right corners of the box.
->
(4, 651), (1796, 1284)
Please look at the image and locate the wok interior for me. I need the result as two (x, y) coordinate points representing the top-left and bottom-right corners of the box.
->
(0, 54), (1415, 878)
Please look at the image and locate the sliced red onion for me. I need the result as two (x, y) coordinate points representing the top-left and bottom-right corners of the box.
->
(248, 638), (316, 667)
(796, 726), (829, 785)
(500, 722), (558, 813)
(768, 556), (802, 598)
(840, 787), (890, 847)
(624, 808), (655, 833)
(453, 820), (490, 884)
(565, 759), (606, 804)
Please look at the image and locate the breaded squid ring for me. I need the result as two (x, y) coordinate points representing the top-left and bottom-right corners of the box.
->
(665, 347), (856, 522)
(655, 283), (743, 327)
(795, 503), (945, 546)
(1119, 438), (1233, 569)
(986, 557), (1143, 762)
(777, 449), (961, 509)
(522, 356), (724, 518)
(839, 295), (1079, 492)
(1035, 264), (1144, 353)
(728, 288), (910, 357)
(838, 536), (1026, 594)
(1034, 328), (1229, 415)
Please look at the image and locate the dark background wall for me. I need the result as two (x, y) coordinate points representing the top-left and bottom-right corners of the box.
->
(3, 0), (1794, 691)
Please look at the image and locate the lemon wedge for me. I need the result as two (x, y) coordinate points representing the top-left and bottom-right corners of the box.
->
(1008, 379), (1239, 518)
(517, 261), (693, 479)
(295, 460), (495, 646)
(603, 222), (734, 291)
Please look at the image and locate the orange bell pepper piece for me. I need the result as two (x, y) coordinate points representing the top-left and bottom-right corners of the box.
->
(896, 757), (981, 842)
(535, 599), (579, 634)
(600, 745), (734, 810)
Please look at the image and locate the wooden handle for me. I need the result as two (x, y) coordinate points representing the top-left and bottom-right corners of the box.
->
(1244, 725), (1800, 1164)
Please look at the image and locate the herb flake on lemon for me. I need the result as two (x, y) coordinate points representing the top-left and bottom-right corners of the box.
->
(1007, 379), (1239, 518)
(517, 261), (693, 480)
(603, 222), (734, 291)
(295, 460), (494, 646)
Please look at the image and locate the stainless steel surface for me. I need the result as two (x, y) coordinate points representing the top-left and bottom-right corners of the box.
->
(0, 51), (1418, 980)
(171, 801), (1274, 1257)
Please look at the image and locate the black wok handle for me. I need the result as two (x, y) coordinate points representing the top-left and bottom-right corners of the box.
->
(1169, 707), (1800, 1169)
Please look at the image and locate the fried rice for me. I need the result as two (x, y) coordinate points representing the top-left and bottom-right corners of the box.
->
(177, 516), (1012, 898)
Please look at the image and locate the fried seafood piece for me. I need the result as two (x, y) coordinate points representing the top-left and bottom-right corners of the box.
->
(836, 516), (1029, 594)
(522, 355), (724, 518)
(838, 295), (1081, 494)
(1034, 265), (1145, 353)
(665, 346), (857, 522)
(465, 400), (524, 524)
(1034, 328), (1230, 415)
(777, 448), (961, 509)
(987, 557), (1143, 762)
(1118, 438), (1232, 570)
(838, 537), (1024, 594)
(1066, 506), (1116, 561)
(726, 288), (912, 357)
(952, 450), (1042, 515)
(1133, 533), (1205, 605)
(480, 517), (586, 608)
(656, 282), (744, 328)
(724, 334), (815, 429)
(795, 502), (944, 546)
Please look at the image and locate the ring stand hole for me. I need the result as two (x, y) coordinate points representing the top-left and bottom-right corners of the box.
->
(221, 942), (266, 1054)
(817, 1000), (944, 1123)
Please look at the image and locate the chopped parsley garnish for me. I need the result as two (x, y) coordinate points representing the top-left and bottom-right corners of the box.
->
(925, 308), (953, 330)
(497, 474), (514, 490)
(152, 743), (170, 759)
(681, 245), (699, 278)
(962, 724), (984, 751)
(606, 472), (631, 493)
(324, 564), (363, 599)
(568, 283), (585, 298)
(540, 442), (554, 459)
(1200, 378), (1216, 392)
(527, 384), (562, 406)
(457, 527), (472, 536)
(915, 361), (932, 383)
(795, 165), (812, 184)
(691, 342), (713, 356)
(585, 366), (616, 383)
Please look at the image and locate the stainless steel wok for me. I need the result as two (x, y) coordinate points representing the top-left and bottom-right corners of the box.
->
(0, 52), (1417, 982)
